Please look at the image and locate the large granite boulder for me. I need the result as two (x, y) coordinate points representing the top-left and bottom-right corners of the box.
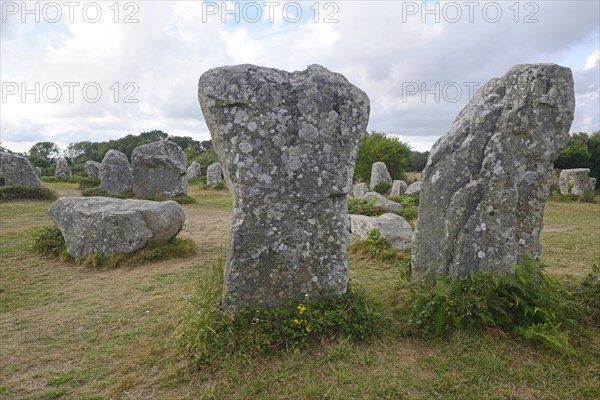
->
(186, 161), (202, 181)
(412, 64), (575, 280)
(405, 181), (421, 196)
(363, 191), (402, 214)
(48, 197), (185, 258)
(55, 158), (71, 177)
(390, 180), (408, 196)
(206, 162), (223, 186)
(558, 168), (595, 197)
(84, 160), (101, 180)
(99, 150), (133, 196)
(349, 213), (413, 251)
(370, 162), (392, 190)
(0, 151), (43, 187)
(199, 64), (370, 310)
(132, 140), (187, 198)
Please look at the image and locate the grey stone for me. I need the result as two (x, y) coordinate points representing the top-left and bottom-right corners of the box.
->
(206, 162), (223, 186)
(48, 197), (185, 259)
(0, 151), (43, 187)
(363, 191), (403, 214)
(390, 180), (408, 196)
(558, 168), (595, 196)
(198, 63), (370, 310)
(84, 161), (101, 180)
(99, 150), (133, 196)
(132, 140), (187, 198)
(349, 213), (413, 251)
(412, 64), (575, 280)
(55, 158), (71, 177)
(34, 167), (42, 177)
(186, 161), (202, 181)
(370, 162), (392, 190)
(404, 181), (421, 196)
(352, 183), (369, 199)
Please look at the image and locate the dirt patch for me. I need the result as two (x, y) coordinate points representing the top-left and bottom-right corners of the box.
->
(542, 224), (578, 233)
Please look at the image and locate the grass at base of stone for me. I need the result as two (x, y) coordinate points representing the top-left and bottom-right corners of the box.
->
(0, 186), (57, 202)
(176, 259), (385, 368)
(31, 224), (198, 269)
(548, 190), (597, 203)
(77, 238), (198, 269)
(41, 175), (97, 185)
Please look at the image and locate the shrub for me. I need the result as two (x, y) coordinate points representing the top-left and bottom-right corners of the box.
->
(548, 190), (596, 203)
(176, 259), (384, 366)
(31, 225), (68, 258)
(349, 229), (408, 263)
(81, 187), (112, 197)
(348, 198), (387, 216)
(373, 181), (391, 195)
(77, 178), (100, 189)
(41, 175), (92, 184)
(0, 186), (57, 201)
(354, 131), (411, 182)
(386, 194), (419, 222)
(406, 257), (579, 353)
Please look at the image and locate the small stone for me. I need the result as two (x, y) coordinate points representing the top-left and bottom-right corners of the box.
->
(132, 140), (187, 198)
(363, 191), (403, 214)
(390, 180), (408, 196)
(55, 158), (71, 177)
(559, 168), (595, 197)
(349, 213), (413, 251)
(186, 161), (202, 181)
(206, 162), (223, 186)
(84, 161), (101, 180)
(405, 181), (421, 196)
(370, 162), (392, 190)
(99, 150), (133, 196)
(352, 183), (369, 199)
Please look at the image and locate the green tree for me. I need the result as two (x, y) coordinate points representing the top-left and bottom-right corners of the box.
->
(354, 131), (411, 182)
(409, 150), (429, 172)
(555, 133), (591, 170)
(29, 142), (60, 161)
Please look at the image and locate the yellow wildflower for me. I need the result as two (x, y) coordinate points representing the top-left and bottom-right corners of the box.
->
(297, 304), (306, 314)
(293, 319), (301, 325)
(306, 325), (312, 333)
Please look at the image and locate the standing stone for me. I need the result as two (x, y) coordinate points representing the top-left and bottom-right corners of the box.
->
(186, 161), (202, 181)
(132, 140), (187, 198)
(390, 180), (408, 196)
(34, 167), (42, 177)
(84, 160), (101, 180)
(199, 64), (370, 310)
(352, 182), (369, 199)
(558, 168), (595, 197)
(206, 162), (223, 186)
(55, 158), (71, 177)
(0, 151), (43, 187)
(349, 213), (413, 251)
(370, 162), (392, 190)
(99, 150), (133, 196)
(412, 64), (575, 280)
(405, 181), (421, 196)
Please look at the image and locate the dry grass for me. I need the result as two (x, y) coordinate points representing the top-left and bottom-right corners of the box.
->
(0, 183), (598, 399)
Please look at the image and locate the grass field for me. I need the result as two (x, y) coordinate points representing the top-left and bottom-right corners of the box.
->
(0, 182), (598, 399)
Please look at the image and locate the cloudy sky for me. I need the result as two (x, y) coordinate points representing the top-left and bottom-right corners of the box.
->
(1, 0), (598, 153)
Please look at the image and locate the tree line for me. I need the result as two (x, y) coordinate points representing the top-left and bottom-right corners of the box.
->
(17, 130), (600, 188)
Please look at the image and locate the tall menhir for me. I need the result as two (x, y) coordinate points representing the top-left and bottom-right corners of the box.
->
(198, 64), (370, 311)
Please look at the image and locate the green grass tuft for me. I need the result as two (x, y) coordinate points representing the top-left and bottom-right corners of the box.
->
(347, 198), (388, 216)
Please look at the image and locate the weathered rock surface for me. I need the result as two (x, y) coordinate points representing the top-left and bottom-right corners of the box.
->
(412, 64), (575, 280)
(0, 151), (43, 187)
(363, 191), (403, 214)
(206, 162), (223, 186)
(55, 158), (71, 177)
(405, 181), (421, 196)
(132, 140), (187, 198)
(352, 183), (369, 199)
(84, 161), (101, 180)
(99, 150), (133, 196)
(198, 63), (370, 310)
(370, 162), (392, 190)
(558, 168), (595, 196)
(390, 180), (408, 196)
(186, 161), (202, 181)
(349, 213), (413, 251)
(48, 197), (185, 258)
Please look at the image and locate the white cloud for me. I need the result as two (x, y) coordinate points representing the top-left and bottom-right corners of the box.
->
(584, 49), (599, 70)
